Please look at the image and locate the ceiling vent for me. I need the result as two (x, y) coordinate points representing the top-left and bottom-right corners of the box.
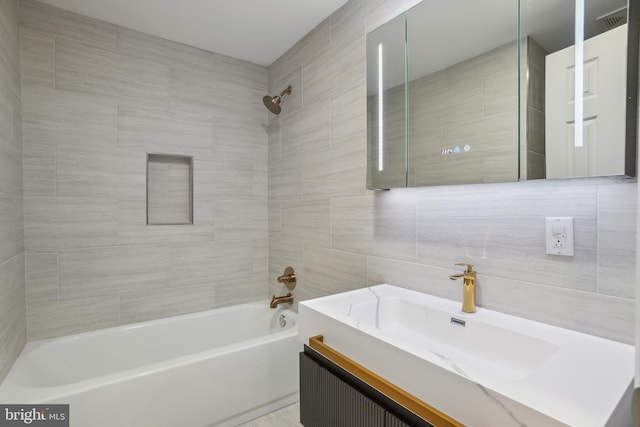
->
(596, 7), (627, 31)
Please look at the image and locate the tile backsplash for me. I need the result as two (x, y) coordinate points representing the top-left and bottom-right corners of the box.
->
(267, 0), (636, 344)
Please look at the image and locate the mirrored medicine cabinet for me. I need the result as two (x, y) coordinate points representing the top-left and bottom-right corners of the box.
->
(366, 0), (639, 189)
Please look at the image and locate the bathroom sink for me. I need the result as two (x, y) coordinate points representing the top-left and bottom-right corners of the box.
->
(347, 297), (557, 381)
(298, 284), (634, 427)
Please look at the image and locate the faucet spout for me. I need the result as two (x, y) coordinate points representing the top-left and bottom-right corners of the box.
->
(449, 263), (477, 313)
(270, 293), (293, 309)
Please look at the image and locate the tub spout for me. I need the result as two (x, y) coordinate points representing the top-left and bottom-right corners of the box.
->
(270, 293), (293, 308)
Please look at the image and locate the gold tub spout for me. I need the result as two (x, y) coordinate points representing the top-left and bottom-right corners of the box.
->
(270, 293), (293, 308)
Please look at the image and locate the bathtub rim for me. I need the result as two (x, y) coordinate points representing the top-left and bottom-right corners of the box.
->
(0, 302), (298, 403)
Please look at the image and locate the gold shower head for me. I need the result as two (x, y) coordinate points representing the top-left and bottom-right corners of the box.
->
(262, 85), (292, 115)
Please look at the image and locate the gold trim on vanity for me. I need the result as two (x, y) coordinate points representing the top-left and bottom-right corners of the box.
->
(309, 335), (464, 427)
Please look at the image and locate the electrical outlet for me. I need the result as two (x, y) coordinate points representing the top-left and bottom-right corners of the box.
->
(552, 233), (566, 249)
(545, 217), (574, 256)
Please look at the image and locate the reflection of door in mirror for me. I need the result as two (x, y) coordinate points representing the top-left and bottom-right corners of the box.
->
(366, 0), (637, 189)
(546, 25), (627, 179)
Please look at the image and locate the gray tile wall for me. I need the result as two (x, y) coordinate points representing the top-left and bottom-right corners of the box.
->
(268, 0), (637, 344)
(0, 0), (26, 381)
(20, 0), (269, 340)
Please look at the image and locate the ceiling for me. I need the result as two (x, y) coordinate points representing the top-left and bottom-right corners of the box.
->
(37, 0), (350, 66)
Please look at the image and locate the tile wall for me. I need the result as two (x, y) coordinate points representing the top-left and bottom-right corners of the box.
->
(267, 0), (637, 344)
(6, 0), (637, 350)
(0, 0), (25, 381)
(20, 0), (269, 340)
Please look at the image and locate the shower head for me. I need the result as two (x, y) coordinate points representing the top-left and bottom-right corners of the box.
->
(263, 85), (292, 115)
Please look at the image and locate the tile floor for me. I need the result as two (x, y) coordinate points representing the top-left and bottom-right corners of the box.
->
(237, 403), (302, 426)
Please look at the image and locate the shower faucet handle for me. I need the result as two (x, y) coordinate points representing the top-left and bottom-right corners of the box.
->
(277, 266), (296, 290)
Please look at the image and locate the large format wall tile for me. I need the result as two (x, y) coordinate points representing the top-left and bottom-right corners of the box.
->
(281, 199), (331, 248)
(25, 251), (57, 304)
(20, 0), (269, 339)
(19, 28), (54, 88)
(56, 37), (170, 102)
(280, 102), (331, 155)
(117, 100), (213, 158)
(20, 0), (118, 50)
(0, 0), (24, 382)
(213, 120), (268, 165)
(213, 53), (268, 91)
(485, 275), (635, 344)
(416, 216), (598, 292)
(0, 87), (21, 195)
(117, 197), (216, 246)
(27, 295), (120, 341)
(302, 139), (365, 199)
(303, 246), (367, 296)
(0, 0), (20, 96)
(24, 196), (119, 250)
(0, 255), (26, 380)
(119, 284), (216, 325)
(269, 18), (330, 86)
(597, 183), (637, 299)
(197, 159), (266, 200)
(269, 153), (303, 201)
(22, 86), (118, 152)
(331, 194), (416, 261)
(302, 50), (332, 107)
(213, 199), (268, 241)
(117, 26), (215, 74)
(267, 0), (637, 345)
(56, 147), (145, 199)
(169, 240), (267, 289)
(14, 195), (23, 254)
(0, 194), (16, 264)
(58, 245), (171, 300)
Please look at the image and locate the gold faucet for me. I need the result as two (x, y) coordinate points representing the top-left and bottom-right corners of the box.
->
(277, 267), (296, 289)
(449, 263), (477, 313)
(270, 293), (293, 308)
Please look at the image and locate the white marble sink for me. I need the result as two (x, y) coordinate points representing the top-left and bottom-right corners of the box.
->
(298, 284), (634, 427)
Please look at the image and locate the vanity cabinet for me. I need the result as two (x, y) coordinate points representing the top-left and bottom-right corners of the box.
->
(300, 347), (432, 427)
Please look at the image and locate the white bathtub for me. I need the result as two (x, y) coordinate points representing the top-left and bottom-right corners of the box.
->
(0, 302), (301, 427)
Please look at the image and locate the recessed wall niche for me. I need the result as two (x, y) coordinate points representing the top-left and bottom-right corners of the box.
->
(146, 154), (194, 225)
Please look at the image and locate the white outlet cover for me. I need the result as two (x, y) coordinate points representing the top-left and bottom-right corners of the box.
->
(545, 217), (574, 256)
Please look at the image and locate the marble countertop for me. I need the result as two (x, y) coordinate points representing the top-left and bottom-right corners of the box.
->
(298, 284), (634, 427)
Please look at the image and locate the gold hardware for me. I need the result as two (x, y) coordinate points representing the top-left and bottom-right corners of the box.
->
(449, 263), (476, 313)
(308, 335), (464, 427)
(277, 266), (296, 290)
(270, 293), (293, 308)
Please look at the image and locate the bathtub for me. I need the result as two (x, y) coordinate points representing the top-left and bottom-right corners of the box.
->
(0, 302), (301, 427)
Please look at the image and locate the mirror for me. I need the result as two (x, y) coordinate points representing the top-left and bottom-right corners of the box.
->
(367, 0), (638, 189)
(366, 12), (407, 190)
